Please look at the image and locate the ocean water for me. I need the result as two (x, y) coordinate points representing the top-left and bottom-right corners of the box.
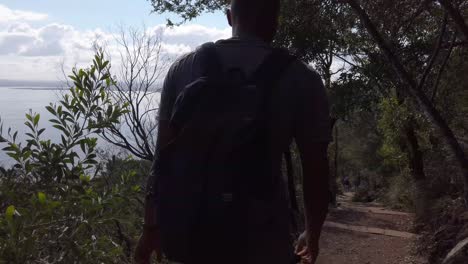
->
(0, 88), (63, 166)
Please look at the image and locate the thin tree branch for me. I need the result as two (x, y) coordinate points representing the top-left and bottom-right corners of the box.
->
(417, 12), (448, 91)
(432, 33), (457, 102)
(438, 0), (468, 40)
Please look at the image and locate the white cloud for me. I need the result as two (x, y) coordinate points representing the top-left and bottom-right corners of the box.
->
(0, 33), (35, 55)
(153, 24), (231, 48)
(0, 5), (48, 24)
(161, 43), (193, 55)
(18, 24), (72, 57)
(0, 4), (231, 81)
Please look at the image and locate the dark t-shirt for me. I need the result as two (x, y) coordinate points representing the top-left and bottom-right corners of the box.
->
(158, 37), (331, 264)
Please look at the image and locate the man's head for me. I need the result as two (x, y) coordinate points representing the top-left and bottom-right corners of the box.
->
(227, 0), (281, 43)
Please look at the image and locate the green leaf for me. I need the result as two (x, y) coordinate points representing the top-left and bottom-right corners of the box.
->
(38, 192), (46, 205)
(79, 140), (86, 153)
(52, 124), (66, 133)
(25, 113), (32, 122)
(46, 105), (56, 115)
(80, 174), (91, 183)
(7, 152), (19, 160)
(23, 150), (32, 160)
(26, 139), (38, 148)
(61, 135), (67, 147)
(33, 114), (40, 126)
(5, 205), (15, 221)
(106, 105), (113, 117)
(24, 121), (34, 132)
(38, 128), (46, 136)
(49, 119), (61, 125)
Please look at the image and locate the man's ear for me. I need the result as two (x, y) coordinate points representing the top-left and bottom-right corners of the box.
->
(226, 9), (232, 27)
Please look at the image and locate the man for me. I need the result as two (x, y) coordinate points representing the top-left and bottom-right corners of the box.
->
(343, 176), (351, 192)
(135, 0), (331, 263)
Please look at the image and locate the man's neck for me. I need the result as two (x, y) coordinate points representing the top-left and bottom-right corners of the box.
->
(232, 28), (270, 43)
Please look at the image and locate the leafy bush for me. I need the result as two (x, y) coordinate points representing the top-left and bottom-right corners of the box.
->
(0, 162), (144, 263)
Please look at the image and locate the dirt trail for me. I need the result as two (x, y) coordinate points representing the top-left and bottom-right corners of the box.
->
(315, 193), (425, 264)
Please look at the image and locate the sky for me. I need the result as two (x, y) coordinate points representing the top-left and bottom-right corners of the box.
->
(0, 0), (230, 81)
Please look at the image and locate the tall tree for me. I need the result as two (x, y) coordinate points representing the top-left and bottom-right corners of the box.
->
(343, 0), (468, 206)
(98, 26), (170, 161)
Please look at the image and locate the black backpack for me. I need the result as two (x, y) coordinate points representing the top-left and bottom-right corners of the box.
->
(154, 43), (299, 263)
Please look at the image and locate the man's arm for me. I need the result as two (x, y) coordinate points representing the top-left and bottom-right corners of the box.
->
(292, 65), (331, 262)
(135, 60), (179, 263)
(143, 120), (174, 227)
(143, 56), (180, 227)
(136, 121), (173, 264)
(297, 141), (330, 250)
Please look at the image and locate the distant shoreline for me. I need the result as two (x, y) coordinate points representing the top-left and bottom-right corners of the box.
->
(0, 87), (65, 91)
(0, 86), (161, 92)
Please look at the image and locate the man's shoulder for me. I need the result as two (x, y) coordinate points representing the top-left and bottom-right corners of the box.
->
(167, 42), (323, 86)
(167, 50), (198, 75)
(167, 42), (217, 77)
(284, 58), (322, 85)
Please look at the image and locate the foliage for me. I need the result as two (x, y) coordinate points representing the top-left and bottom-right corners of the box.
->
(329, 71), (381, 120)
(0, 53), (148, 263)
(0, 161), (144, 263)
(0, 52), (128, 185)
(377, 97), (413, 167)
(147, 0), (228, 24)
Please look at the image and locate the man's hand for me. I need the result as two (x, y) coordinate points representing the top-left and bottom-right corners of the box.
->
(295, 231), (319, 264)
(134, 228), (162, 264)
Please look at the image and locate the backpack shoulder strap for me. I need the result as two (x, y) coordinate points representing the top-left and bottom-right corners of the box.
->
(249, 48), (297, 87)
(197, 42), (223, 78)
(247, 48), (297, 119)
(249, 48), (300, 219)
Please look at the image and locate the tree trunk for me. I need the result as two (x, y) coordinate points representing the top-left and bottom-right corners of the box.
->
(437, 0), (468, 41)
(330, 123), (339, 206)
(405, 123), (430, 222)
(335, 124), (339, 186)
(345, 0), (468, 208)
